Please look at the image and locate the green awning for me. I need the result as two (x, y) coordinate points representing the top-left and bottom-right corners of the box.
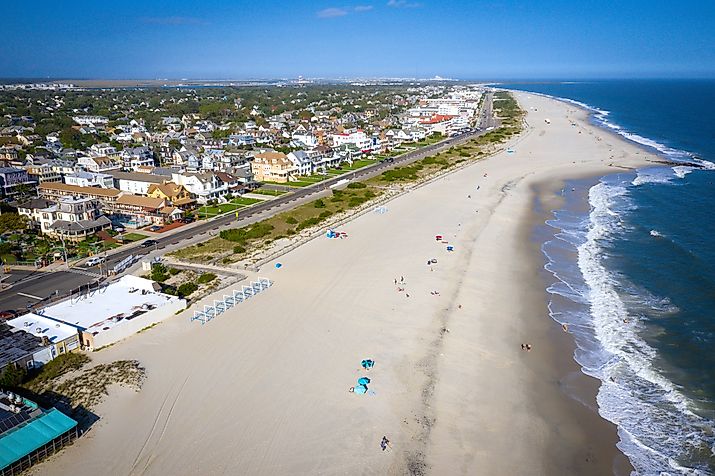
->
(0, 408), (77, 469)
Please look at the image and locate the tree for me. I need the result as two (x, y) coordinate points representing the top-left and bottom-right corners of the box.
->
(0, 213), (28, 234)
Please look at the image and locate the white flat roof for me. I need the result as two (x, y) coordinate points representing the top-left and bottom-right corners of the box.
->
(7, 313), (78, 343)
(38, 275), (180, 336)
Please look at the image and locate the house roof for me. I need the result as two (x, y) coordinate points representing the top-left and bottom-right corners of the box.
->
(39, 182), (121, 198)
(147, 182), (184, 198)
(108, 171), (164, 184)
(48, 216), (111, 232)
(7, 314), (79, 344)
(115, 194), (165, 209)
(253, 151), (287, 161)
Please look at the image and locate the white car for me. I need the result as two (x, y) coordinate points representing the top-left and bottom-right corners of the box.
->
(85, 256), (106, 267)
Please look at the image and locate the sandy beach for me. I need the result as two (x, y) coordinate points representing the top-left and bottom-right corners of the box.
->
(35, 92), (660, 476)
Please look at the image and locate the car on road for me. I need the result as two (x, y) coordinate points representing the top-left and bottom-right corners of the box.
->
(85, 256), (106, 267)
(0, 310), (19, 320)
(148, 225), (162, 232)
(141, 239), (159, 248)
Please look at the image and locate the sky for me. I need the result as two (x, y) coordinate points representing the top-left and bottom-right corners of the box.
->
(2, 0), (714, 80)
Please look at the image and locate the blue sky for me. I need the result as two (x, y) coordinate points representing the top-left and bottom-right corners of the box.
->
(2, 0), (714, 79)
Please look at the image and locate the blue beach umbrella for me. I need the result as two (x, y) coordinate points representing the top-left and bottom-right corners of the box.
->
(358, 377), (371, 385)
(353, 384), (368, 394)
(275, 263), (282, 269)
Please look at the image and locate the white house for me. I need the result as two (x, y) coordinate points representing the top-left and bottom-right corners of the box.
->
(171, 172), (227, 204)
(286, 150), (313, 176)
(77, 155), (121, 173)
(64, 171), (114, 188)
(108, 170), (165, 196)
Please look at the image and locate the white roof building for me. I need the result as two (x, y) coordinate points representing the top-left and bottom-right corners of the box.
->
(29, 275), (186, 350)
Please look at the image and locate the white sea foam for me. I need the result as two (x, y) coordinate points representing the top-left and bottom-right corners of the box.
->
(673, 166), (694, 179)
(543, 177), (715, 474)
(650, 229), (664, 237)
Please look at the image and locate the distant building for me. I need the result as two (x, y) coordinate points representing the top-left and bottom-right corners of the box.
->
(107, 171), (164, 196)
(250, 152), (295, 183)
(0, 167), (37, 198)
(72, 115), (108, 126)
(64, 171), (114, 189)
(77, 155), (120, 173)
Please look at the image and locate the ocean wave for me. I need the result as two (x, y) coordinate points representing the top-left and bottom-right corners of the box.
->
(543, 177), (715, 475)
(650, 229), (664, 238)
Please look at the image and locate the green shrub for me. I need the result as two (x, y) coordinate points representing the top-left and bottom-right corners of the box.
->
(150, 263), (169, 282)
(178, 282), (198, 297)
(347, 182), (367, 189)
(197, 273), (217, 284)
(313, 199), (326, 208)
(233, 245), (246, 254)
(0, 365), (26, 388)
(285, 216), (298, 224)
(220, 222), (274, 245)
(318, 211), (332, 219)
(169, 267), (181, 276)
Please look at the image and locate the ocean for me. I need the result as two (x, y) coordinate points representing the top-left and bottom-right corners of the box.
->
(502, 80), (715, 475)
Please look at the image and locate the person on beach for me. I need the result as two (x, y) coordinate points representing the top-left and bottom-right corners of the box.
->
(381, 436), (390, 451)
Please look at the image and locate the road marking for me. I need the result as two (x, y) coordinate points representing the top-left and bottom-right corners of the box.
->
(17, 292), (43, 300)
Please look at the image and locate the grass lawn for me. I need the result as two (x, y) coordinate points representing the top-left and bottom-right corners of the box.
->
(231, 197), (261, 206)
(251, 188), (287, 196)
(121, 233), (148, 242)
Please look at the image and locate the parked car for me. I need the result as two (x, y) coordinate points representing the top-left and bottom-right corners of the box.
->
(85, 256), (106, 267)
(141, 239), (159, 248)
(148, 225), (162, 232)
(113, 226), (125, 233)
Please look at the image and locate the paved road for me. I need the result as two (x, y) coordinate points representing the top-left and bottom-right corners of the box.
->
(0, 94), (497, 312)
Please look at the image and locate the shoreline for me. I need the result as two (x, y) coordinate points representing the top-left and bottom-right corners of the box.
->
(34, 92), (655, 476)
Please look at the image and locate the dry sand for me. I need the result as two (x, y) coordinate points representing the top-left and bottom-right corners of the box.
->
(36, 93), (659, 476)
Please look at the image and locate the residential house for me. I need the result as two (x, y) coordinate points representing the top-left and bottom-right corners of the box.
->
(107, 170), (164, 195)
(0, 167), (37, 198)
(112, 194), (181, 227)
(72, 115), (108, 127)
(64, 171), (114, 188)
(171, 172), (227, 204)
(121, 146), (155, 170)
(18, 196), (110, 241)
(77, 155), (120, 173)
(250, 152), (296, 183)
(286, 150), (313, 176)
(89, 143), (120, 160)
(25, 163), (62, 183)
(147, 182), (195, 209)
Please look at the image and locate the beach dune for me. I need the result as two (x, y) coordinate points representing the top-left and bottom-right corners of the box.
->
(37, 93), (654, 476)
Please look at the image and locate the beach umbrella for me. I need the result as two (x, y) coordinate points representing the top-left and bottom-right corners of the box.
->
(353, 384), (368, 394)
(358, 377), (371, 385)
(361, 359), (375, 369)
(275, 263), (282, 269)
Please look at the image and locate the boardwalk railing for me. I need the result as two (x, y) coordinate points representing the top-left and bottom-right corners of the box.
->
(190, 277), (272, 325)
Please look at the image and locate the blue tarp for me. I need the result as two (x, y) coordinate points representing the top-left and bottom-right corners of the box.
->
(0, 408), (77, 469)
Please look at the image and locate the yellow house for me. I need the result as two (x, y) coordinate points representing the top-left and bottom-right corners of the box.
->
(251, 152), (296, 183)
(147, 181), (195, 208)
